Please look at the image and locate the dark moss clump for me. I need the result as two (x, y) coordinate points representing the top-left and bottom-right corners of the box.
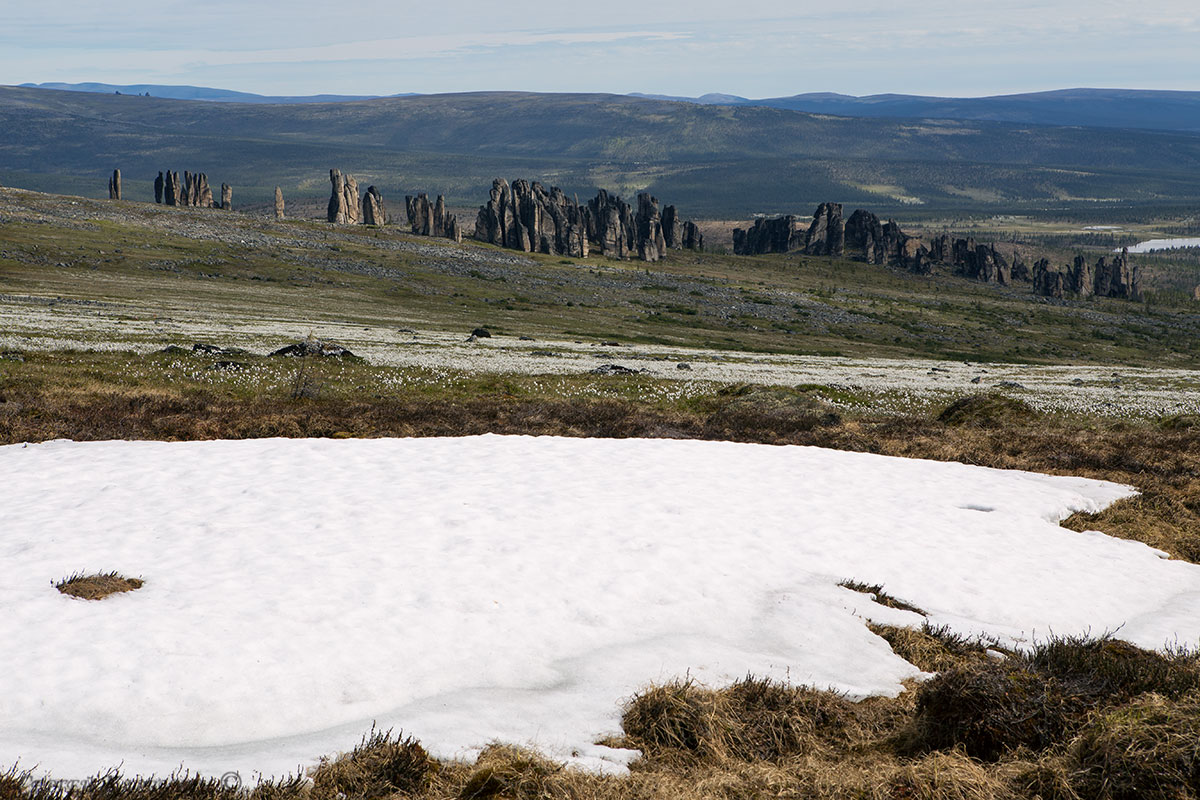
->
(704, 386), (842, 438)
(937, 393), (1038, 427)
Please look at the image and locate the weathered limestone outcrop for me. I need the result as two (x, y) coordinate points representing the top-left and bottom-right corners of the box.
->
(154, 172), (164, 204)
(635, 193), (667, 262)
(220, 183), (232, 211)
(1011, 254), (1031, 282)
(343, 175), (360, 225)
(274, 187), (285, 220)
(472, 179), (696, 261)
(804, 202), (844, 256)
(362, 186), (386, 226)
(405, 192), (460, 242)
(733, 216), (805, 255)
(107, 169), (121, 200)
(1031, 248), (1140, 300)
(1032, 259), (1064, 298)
(328, 169), (348, 224)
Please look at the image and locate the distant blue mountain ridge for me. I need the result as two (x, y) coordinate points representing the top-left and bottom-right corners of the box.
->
(18, 82), (1200, 132)
(17, 82), (410, 104)
(628, 88), (1200, 133)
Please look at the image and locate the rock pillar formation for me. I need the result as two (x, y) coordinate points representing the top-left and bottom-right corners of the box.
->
(219, 183), (232, 211)
(362, 186), (386, 226)
(274, 187), (285, 220)
(328, 169), (347, 223)
(154, 172), (164, 204)
(107, 169), (121, 200)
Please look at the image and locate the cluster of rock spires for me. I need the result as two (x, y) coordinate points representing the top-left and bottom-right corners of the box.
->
(1031, 249), (1141, 300)
(153, 170), (230, 210)
(736, 203), (1141, 300)
(326, 169), (440, 235)
(405, 193), (461, 242)
(473, 179), (702, 261)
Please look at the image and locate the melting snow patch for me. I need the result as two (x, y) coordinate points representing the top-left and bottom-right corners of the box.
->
(0, 434), (1191, 781)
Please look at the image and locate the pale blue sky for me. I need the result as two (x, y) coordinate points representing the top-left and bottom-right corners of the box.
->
(4, 0), (1197, 97)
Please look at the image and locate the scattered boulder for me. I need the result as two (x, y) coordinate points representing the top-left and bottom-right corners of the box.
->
(274, 186), (285, 220)
(471, 327), (492, 338)
(269, 339), (356, 358)
(591, 364), (641, 375)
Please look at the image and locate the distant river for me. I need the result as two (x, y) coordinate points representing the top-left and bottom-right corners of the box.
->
(1120, 237), (1200, 253)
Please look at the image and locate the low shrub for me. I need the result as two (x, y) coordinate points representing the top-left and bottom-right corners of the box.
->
(910, 662), (1083, 761)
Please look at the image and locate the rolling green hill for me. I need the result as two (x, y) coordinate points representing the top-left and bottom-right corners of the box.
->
(3, 86), (1200, 216)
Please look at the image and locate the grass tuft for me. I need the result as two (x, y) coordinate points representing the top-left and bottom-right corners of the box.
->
(310, 726), (437, 800)
(458, 745), (561, 800)
(1067, 691), (1200, 800)
(839, 580), (928, 615)
(55, 571), (144, 600)
(870, 622), (997, 673)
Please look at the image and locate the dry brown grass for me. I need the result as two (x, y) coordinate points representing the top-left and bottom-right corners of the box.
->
(55, 571), (144, 600)
(869, 624), (998, 674)
(309, 726), (436, 800)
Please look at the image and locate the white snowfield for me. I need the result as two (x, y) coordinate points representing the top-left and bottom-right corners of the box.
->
(1, 435), (1195, 783)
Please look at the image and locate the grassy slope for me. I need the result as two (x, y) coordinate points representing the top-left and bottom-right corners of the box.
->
(4, 86), (1200, 214)
(2, 189), (1198, 366)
